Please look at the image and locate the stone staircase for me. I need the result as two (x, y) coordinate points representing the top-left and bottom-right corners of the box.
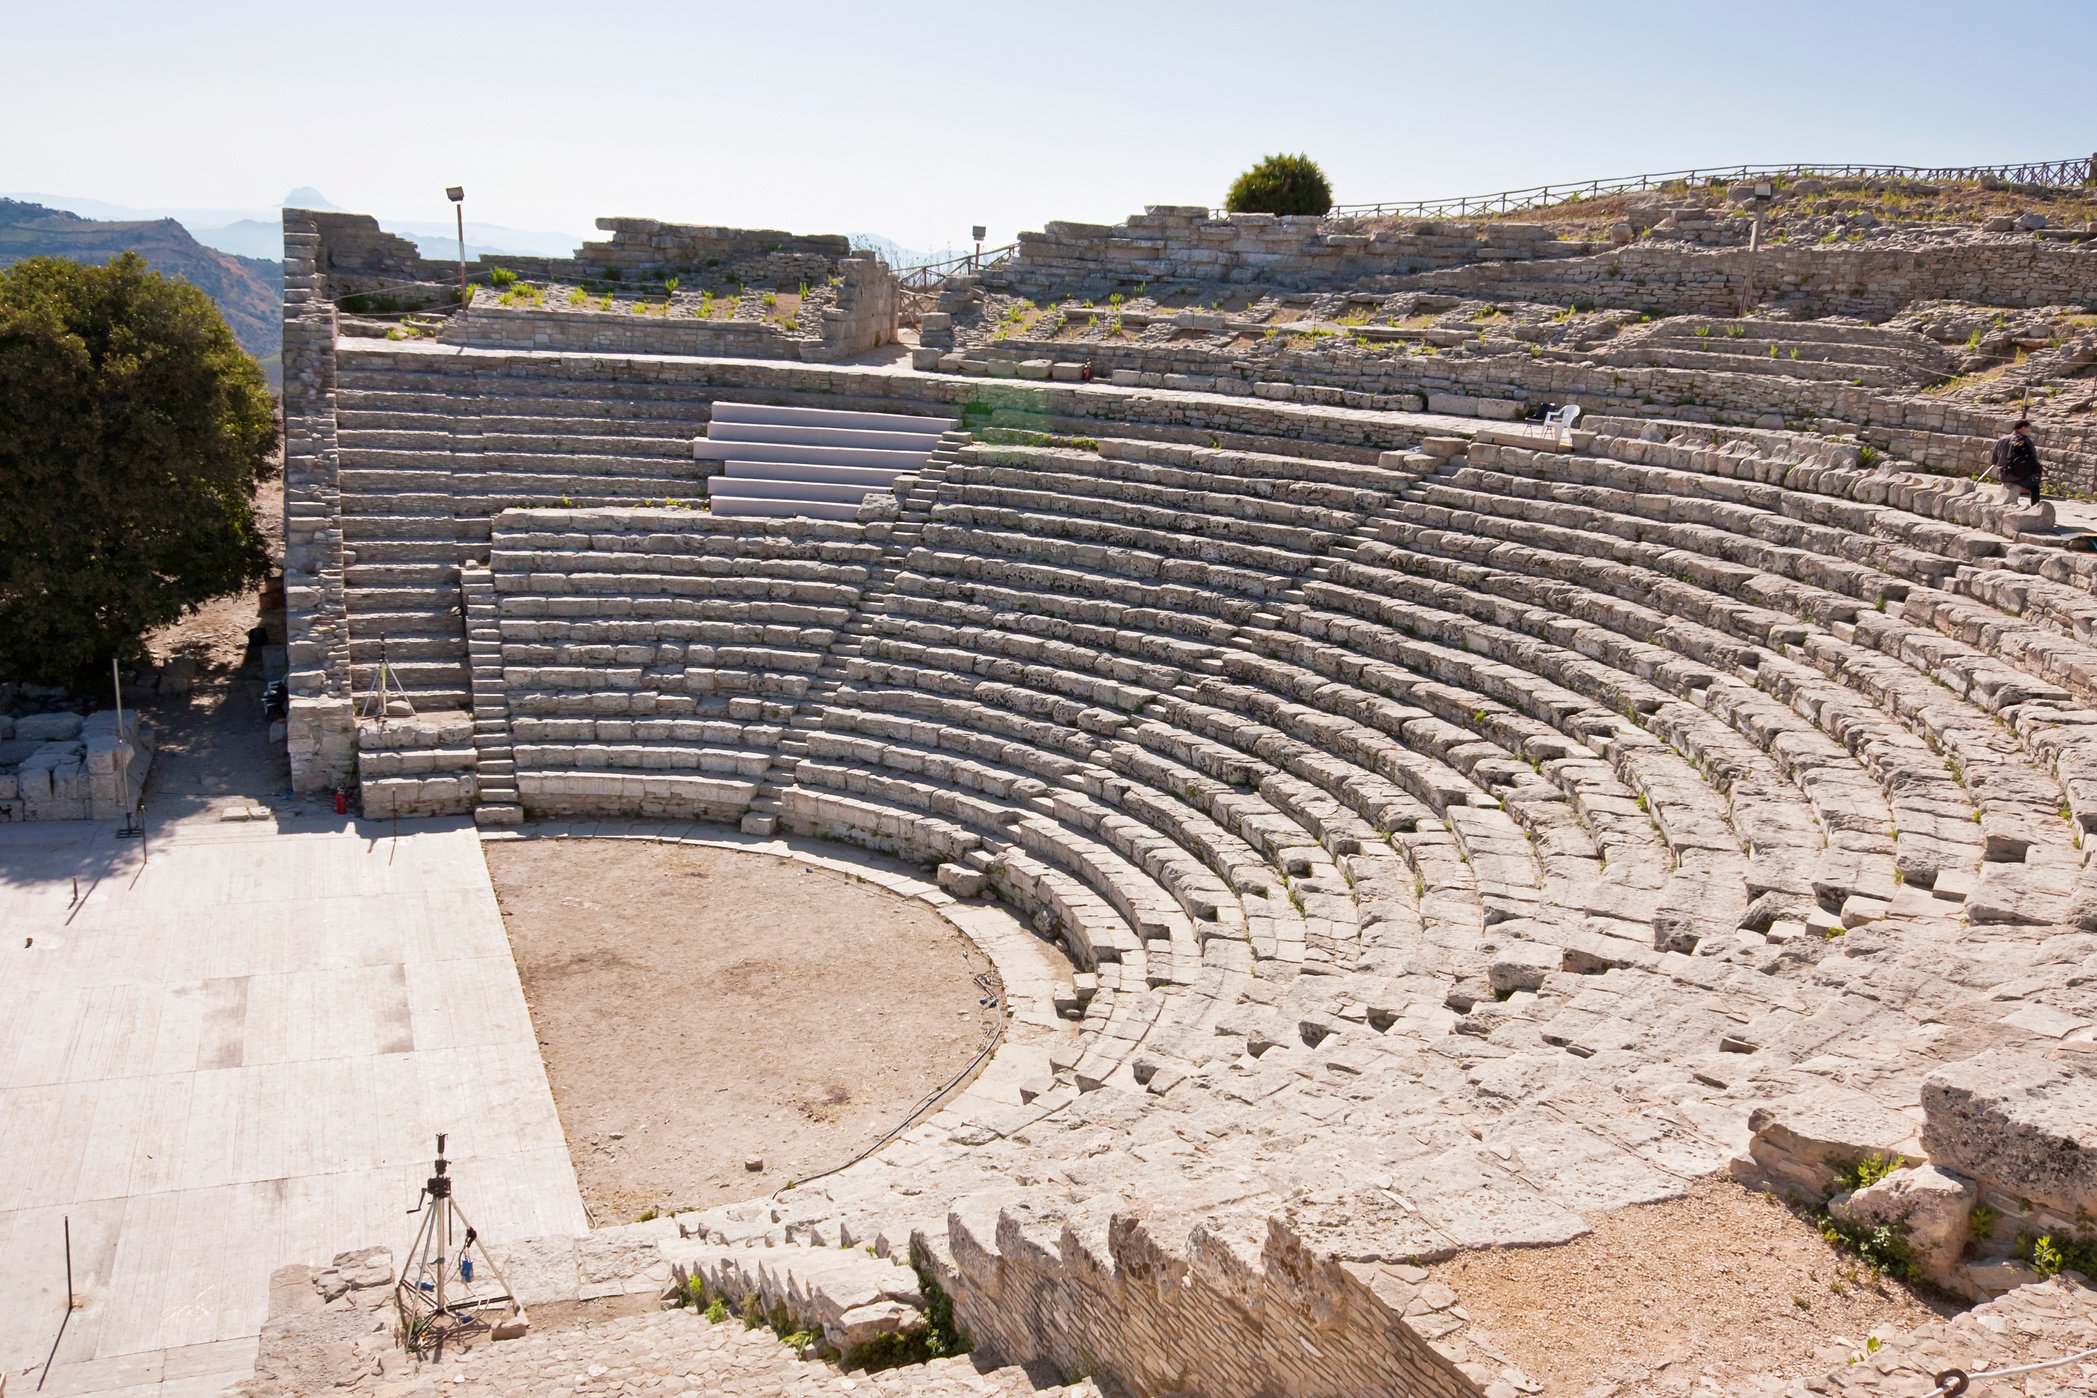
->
(334, 350), (720, 713)
(741, 438), (965, 836)
(459, 562), (522, 826)
(700, 401), (960, 519)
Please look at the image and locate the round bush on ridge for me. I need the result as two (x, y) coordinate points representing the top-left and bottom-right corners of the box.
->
(0, 252), (279, 687)
(1225, 153), (1334, 217)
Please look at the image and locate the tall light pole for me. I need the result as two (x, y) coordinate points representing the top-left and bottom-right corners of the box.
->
(447, 186), (466, 303)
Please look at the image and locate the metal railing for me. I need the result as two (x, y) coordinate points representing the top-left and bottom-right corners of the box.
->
(1330, 157), (2097, 220)
(896, 244), (1017, 290)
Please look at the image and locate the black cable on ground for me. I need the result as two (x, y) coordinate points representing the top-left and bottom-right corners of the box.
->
(778, 973), (1007, 1196)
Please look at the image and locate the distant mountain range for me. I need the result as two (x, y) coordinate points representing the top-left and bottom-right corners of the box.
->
(11, 190), (955, 270)
(0, 187), (970, 391)
(0, 198), (283, 382)
(7, 189), (589, 263)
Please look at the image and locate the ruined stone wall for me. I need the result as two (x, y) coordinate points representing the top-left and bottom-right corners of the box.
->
(983, 207), (1588, 297)
(928, 1205), (1485, 1398)
(937, 337), (2097, 492)
(440, 305), (801, 356)
(281, 210), (357, 793)
(436, 252), (896, 361)
(983, 209), (2097, 323)
(306, 210), (871, 300)
(0, 711), (152, 822)
(1405, 239), (2097, 320)
(808, 252), (898, 361)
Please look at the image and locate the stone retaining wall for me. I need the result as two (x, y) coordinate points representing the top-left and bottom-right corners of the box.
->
(981, 208), (2097, 323)
(937, 338), (2097, 493)
(0, 710), (152, 822)
(437, 251), (897, 362)
(441, 305), (800, 357)
(1407, 239), (2097, 320)
(300, 209), (859, 296)
(283, 210), (357, 793)
(928, 1205), (1485, 1397)
(982, 207), (1589, 297)
(356, 713), (477, 819)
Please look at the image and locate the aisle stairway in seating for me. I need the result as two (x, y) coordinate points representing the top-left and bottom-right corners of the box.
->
(699, 401), (962, 519)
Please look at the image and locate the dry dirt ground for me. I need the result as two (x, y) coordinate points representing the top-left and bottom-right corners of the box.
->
(484, 839), (1005, 1224)
(1431, 1177), (1957, 1393)
(134, 477), (291, 816)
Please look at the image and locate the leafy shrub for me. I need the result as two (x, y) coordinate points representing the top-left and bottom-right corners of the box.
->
(1225, 153), (1333, 217)
(1832, 1153), (1903, 1193)
(2019, 1229), (2097, 1279)
(487, 266), (517, 287)
(0, 254), (278, 685)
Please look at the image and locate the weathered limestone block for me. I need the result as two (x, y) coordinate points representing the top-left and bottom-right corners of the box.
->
(1828, 1165), (1977, 1284)
(1997, 499), (2055, 537)
(16, 711), (84, 742)
(1921, 1052), (2097, 1223)
(658, 1238), (926, 1355)
(1487, 942), (1557, 994)
(1741, 1086), (1920, 1196)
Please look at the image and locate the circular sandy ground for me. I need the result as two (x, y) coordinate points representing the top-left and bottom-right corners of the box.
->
(485, 839), (1004, 1224)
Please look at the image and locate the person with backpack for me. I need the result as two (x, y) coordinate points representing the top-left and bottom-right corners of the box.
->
(1991, 419), (2043, 507)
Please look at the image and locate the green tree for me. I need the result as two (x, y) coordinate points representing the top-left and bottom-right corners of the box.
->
(1225, 153), (1334, 217)
(0, 253), (278, 687)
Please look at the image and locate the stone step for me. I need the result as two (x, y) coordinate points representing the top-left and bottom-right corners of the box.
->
(340, 429), (693, 457)
(344, 562), (456, 586)
(473, 803), (524, 827)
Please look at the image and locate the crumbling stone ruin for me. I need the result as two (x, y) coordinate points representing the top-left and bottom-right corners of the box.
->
(257, 177), (2097, 1395)
(0, 707), (151, 822)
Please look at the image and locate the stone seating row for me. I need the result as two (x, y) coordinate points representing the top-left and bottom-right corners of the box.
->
(1392, 473), (2085, 861)
(500, 609), (853, 644)
(960, 443), (1389, 516)
(510, 714), (782, 745)
(515, 769), (758, 819)
(1586, 344), (1909, 388)
(836, 468), (1589, 988)
(1316, 539), (1908, 902)
(915, 523), (1301, 600)
(340, 427), (693, 457)
(1466, 443), (2097, 696)
(1340, 529), (1971, 900)
(1370, 473), (2089, 931)
(949, 468), (1366, 542)
(513, 741), (775, 777)
(1093, 435), (1413, 493)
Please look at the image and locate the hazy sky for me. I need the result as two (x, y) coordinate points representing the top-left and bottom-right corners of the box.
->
(7, 0), (2094, 251)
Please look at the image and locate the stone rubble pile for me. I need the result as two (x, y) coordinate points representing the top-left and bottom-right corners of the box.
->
(236, 1241), (1100, 1398)
(0, 708), (152, 822)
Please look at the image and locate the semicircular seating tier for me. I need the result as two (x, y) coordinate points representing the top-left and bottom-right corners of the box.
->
(315, 337), (2097, 1390)
(473, 414), (2095, 1203)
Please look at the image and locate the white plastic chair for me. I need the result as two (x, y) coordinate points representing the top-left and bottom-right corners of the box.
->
(1541, 402), (1581, 447)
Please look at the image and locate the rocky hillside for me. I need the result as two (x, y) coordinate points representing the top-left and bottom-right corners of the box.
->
(0, 198), (283, 383)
